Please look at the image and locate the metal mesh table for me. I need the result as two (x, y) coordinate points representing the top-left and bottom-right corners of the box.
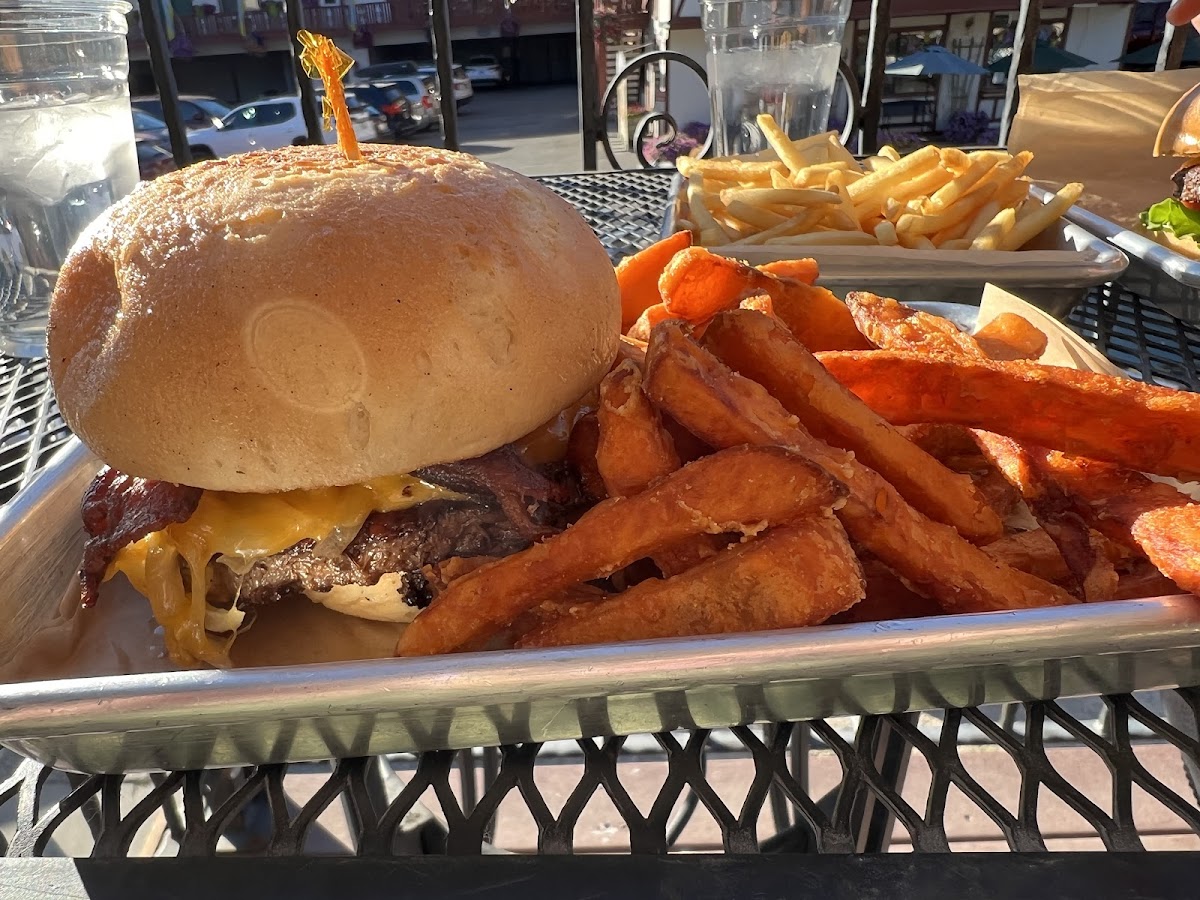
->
(2, 171), (1200, 870)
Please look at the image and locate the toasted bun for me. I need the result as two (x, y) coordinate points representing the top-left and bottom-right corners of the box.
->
(49, 145), (620, 492)
(1135, 219), (1200, 260)
(1155, 83), (1200, 157)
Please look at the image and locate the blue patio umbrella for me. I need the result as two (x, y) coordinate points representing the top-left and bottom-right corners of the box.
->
(986, 44), (1096, 75)
(885, 45), (990, 77)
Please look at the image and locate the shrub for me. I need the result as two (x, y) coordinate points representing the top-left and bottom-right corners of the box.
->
(641, 121), (709, 165)
(943, 109), (995, 144)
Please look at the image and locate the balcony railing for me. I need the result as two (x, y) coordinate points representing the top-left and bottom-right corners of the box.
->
(134, 0), (1191, 174)
(128, 0), (579, 45)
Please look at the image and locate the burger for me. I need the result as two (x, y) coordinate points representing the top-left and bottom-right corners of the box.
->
(1141, 82), (1200, 259)
(48, 144), (620, 668)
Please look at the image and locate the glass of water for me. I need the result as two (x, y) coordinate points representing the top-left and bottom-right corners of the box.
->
(702, 0), (852, 159)
(0, 0), (139, 359)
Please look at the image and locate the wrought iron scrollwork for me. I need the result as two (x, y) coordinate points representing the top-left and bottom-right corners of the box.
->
(598, 52), (863, 171)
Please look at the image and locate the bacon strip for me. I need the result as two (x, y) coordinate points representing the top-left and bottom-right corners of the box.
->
(79, 467), (203, 607)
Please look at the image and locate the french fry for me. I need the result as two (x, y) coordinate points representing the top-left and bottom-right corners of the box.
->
(862, 156), (894, 172)
(962, 200), (1002, 245)
(939, 147), (970, 171)
(967, 150), (1033, 199)
(770, 169), (793, 189)
(723, 199), (789, 231)
(874, 221), (899, 246)
(730, 208), (824, 246)
(895, 183), (998, 236)
(687, 174), (737, 244)
(940, 238), (972, 250)
(678, 157), (786, 180)
(825, 134), (859, 168)
(998, 182), (1083, 251)
(997, 179), (1031, 212)
(878, 145), (901, 162)
(396, 445), (849, 656)
(674, 218), (699, 239)
(765, 231), (879, 247)
(846, 145), (941, 207)
(816, 349), (1200, 481)
(642, 321), (1076, 614)
(927, 156), (998, 212)
(755, 115), (833, 175)
(821, 206), (861, 233)
(721, 187), (840, 208)
(516, 518), (865, 648)
(614, 231), (692, 332)
(703, 310), (1004, 541)
(897, 233), (936, 250)
(970, 207), (1017, 251)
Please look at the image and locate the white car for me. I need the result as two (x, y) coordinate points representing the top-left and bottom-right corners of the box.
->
(466, 55), (505, 88)
(417, 64), (474, 108)
(187, 96), (387, 159)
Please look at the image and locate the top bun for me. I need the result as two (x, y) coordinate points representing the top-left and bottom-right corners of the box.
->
(1155, 82), (1200, 158)
(49, 145), (620, 492)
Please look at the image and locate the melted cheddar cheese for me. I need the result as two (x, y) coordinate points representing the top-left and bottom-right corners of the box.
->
(107, 475), (462, 667)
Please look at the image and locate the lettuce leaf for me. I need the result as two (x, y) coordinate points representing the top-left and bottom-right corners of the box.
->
(1140, 198), (1200, 243)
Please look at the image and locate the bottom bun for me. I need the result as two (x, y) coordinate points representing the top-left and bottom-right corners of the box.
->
(1135, 223), (1200, 260)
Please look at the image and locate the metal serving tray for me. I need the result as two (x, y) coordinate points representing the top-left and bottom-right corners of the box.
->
(1060, 201), (1200, 325)
(661, 177), (1129, 318)
(0, 438), (1198, 774)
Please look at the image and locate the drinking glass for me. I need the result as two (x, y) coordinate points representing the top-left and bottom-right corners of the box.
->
(702, 0), (852, 158)
(0, 0), (139, 358)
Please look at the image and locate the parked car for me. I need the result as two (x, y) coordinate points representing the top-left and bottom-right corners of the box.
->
(352, 61), (418, 81)
(348, 82), (419, 138)
(130, 94), (231, 130)
(132, 108), (170, 148)
(135, 140), (176, 180)
(314, 89), (392, 143)
(466, 55), (506, 88)
(186, 95), (384, 159)
(388, 75), (441, 131)
(416, 64), (474, 108)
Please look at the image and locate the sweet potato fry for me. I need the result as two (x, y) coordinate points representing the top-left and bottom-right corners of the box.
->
(659, 247), (775, 322)
(396, 445), (848, 656)
(615, 231), (693, 331)
(643, 322), (1077, 614)
(766, 280), (873, 351)
(516, 517), (865, 648)
(973, 312), (1048, 361)
(853, 296), (1123, 600)
(817, 350), (1200, 481)
(627, 303), (674, 342)
(596, 360), (723, 575)
(740, 294), (775, 317)
(1024, 451), (1200, 595)
(757, 258), (819, 285)
(702, 310), (1002, 542)
(1114, 560), (1183, 601)
(845, 291), (979, 355)
(596, 360), (681, 499)
(982, 529), (1071, 584)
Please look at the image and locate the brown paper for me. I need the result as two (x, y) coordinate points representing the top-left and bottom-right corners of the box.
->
(1008, 70), (1200, 229)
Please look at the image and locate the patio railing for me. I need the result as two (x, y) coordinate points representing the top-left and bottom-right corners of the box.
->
(135, 0), (1192, 173)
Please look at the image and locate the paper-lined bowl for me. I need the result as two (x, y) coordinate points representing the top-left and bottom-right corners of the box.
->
(661, 176), (1128, 317)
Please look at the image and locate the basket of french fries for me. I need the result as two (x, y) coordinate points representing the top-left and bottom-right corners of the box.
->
(663, 115), (1127, 311)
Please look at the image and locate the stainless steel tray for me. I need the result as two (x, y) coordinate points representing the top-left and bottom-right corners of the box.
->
(1060, 201), (1200, 325)
(661, 176), (1129, 318)
(0, 437), (1198, 774)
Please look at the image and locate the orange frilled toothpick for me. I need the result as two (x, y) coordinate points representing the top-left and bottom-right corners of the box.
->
(297, 29), (361, 161)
